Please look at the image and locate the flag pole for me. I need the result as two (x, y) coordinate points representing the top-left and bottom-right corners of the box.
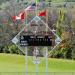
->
(46, 8), (48, 31)
(35, 0), (39, 72)
(25, 9), (28, 75)
(46, 7), (48, 75)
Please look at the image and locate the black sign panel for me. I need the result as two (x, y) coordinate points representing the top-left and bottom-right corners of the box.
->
(20, 35), (52, 46)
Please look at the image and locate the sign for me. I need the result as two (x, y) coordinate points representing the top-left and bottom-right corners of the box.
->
(20, 35), (52, 46)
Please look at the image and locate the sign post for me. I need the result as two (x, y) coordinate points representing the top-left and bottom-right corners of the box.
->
(33, 47), (40, 75)
(46, 47), (48, 75)
(25, 47), (28, 75)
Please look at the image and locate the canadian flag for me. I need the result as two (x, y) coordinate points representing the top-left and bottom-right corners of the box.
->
(12, 12), (25, 21)
(38, 10), (46, 17)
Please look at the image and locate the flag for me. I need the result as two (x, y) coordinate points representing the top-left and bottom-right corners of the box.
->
(12, 12), (25, 21)
(38, 10), (46, 17)
(32, 3), (36, 6)
(21, 12), (25, 20)
(25, 3), (36, 11)
(12, 16), (16, 21)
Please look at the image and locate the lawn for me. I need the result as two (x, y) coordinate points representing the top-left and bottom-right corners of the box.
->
(0, 53), (75, 75)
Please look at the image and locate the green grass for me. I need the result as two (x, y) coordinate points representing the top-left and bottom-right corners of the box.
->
(0, 53), (75, 73)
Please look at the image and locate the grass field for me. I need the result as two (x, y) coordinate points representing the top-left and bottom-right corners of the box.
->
(0, 53), (75, 74)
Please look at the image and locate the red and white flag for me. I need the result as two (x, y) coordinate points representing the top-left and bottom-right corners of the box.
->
(12, 12), (25, 21)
